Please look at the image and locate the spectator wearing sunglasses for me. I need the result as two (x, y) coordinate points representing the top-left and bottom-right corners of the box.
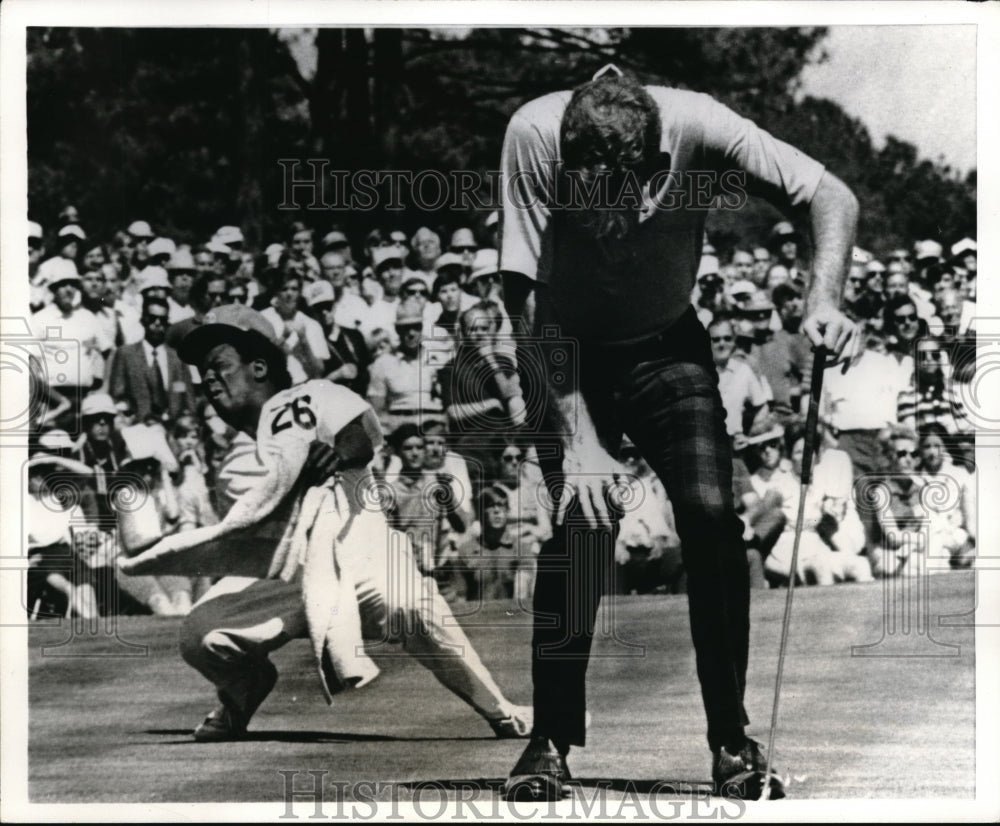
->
(883, 294), (929, 367)
(897, 339), (967, 437)
(710, 317), (770, 440)
(449, 227), (478, 272)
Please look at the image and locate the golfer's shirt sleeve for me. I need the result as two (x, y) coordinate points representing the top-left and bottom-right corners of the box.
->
(694, 93), (826, 210)
(500, 107), (560, 282)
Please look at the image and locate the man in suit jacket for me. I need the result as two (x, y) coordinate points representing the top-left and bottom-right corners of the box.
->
(106, 296), (196, 424)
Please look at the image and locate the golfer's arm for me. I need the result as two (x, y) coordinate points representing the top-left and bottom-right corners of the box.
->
(804, 171), (859, 314)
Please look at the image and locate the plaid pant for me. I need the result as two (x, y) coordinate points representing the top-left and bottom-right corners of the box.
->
(529, 308), (751, 752)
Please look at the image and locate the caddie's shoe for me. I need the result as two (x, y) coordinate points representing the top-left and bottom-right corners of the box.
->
(712, 737), (786, 800)
(193, 659), (278, 742)
(503, 735), (572, 802)
(488, 705), (533, 739)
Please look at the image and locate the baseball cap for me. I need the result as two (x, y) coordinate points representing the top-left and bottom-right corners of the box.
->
(321, 230), (350, 250)
(58, 225), (86, 242)
(178, 304), (281, 365)
(214, 226), (245, 246)
(148, 237), (177, 259)
(434, 252), (464, 272)
(127, 220), (154, 238)
(915, 239), (943, 261)
(135, 265), (172, 293)
(394, 298), (425, 327)
(373, 246), (404, 272)
(951, 237), (976, 258)
(167, 247), (196, 272)
(865, 260), (886, 275)
(304, 280), (335, 307)
(80, 392), (118, 419)
(470, 248), (500, 281)
(28, 221), (43, 240)
(39, 257), (80, 288)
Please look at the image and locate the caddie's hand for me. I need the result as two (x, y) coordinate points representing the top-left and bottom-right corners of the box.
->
(301, 440), (340, 487)
(802, 303), (856, 364)
(557, 441), (629, 529)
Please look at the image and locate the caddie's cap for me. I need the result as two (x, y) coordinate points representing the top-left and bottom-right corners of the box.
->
(147, 237), (177, 259)
(136, 266), (172, 293)
(373, 246), (404, 272)
(304, 280), (335, 307)
(127, 220), (154, 238)
(470, 248), (500, 281)
(58, 225), (86, 242)
(178, 303), (281, 365)
(80, 392), (118, 419)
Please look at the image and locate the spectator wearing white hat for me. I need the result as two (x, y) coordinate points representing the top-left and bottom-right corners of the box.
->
(726, 278), (757, 312)
(304, 279), (371, 395)
(30, 261), (105, 399)
(259, 270), (330, 379)
(74, 392), (130, 521)
(147, 237), (177, 267)
(34, 225), (86, 308)
(367, 246), (408, 342)
(367, 297), (443, 432)
(126, 220), (155, 268)
(165, 247), (197, 323)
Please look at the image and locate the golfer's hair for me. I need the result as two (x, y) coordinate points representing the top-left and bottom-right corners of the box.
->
(559, 74), (660, 243)
(561, 74), (661, 177)
(232, 333), (293, 392)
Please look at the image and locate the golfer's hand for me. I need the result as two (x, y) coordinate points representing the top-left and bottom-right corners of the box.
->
(557, 442), (628, 528)
(802, 303), (856, 364)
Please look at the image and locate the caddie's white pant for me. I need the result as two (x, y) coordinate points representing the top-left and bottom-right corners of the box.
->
(179, 535), (513, 724)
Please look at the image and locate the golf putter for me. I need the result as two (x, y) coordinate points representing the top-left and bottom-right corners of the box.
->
(761, 344), (828, 800)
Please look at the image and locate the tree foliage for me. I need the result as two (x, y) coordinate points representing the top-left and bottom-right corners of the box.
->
(27, 27), (975, 255)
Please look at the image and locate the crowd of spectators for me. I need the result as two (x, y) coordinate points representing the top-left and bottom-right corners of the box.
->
(23, 205), (979, 618)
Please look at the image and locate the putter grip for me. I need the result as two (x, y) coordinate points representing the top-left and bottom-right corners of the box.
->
(800, 345), (828, 485)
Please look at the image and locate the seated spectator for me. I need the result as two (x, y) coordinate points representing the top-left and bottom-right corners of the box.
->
(105, 296), (196, 425)
(915, 423), (975, 569)
(710, 316), (769, 439)
(367, 299), (443, 433)
(260, 271), (330, 379)
(368, 246), (408, 341)
(304, 280), (372, 395)
(74, 392), (129, 523)
(614, 439), (684, 595)
(25, 442), (101, 619)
